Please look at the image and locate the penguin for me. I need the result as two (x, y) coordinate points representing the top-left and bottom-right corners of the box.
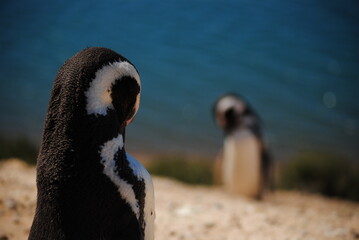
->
(28, 47), (155, 240)
(213, 93), (272, 199)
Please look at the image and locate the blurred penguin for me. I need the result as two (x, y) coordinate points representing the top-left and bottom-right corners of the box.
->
(213, 93), (273, 199)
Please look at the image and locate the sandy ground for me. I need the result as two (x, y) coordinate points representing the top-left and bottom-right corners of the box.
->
(0, 159), (358, 240)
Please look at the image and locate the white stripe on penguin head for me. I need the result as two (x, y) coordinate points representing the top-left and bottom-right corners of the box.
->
(85, 61), (141, 116)
(217, 95), (245, 114)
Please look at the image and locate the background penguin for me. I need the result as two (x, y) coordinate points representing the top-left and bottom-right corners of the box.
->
(29, 47), (155, 240)
(213, 93), (273, 199)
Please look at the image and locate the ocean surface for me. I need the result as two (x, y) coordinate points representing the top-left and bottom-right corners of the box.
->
(0, 0), (358, 161)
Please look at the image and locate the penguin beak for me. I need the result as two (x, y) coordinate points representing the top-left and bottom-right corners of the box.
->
(124, 93), (140, 126)
(125, 114), (135, 126)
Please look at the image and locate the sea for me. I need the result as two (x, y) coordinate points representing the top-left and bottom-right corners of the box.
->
(0, 0), (358, 161)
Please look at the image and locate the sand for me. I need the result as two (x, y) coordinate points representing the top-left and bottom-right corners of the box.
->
(0, 159), (358, 240)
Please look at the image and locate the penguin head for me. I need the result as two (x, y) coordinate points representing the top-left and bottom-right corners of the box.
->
(50, 47), (140, 128)
(43, 47), (141, 148)
(213, 93), (258, 133)
(83, 48), (141, 126)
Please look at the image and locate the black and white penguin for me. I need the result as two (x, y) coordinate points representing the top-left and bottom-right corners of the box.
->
(213, 93), (272, 199)
(29, 47), (155, 240)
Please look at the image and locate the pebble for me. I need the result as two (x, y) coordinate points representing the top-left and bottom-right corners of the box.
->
(4, 199), (16, 210)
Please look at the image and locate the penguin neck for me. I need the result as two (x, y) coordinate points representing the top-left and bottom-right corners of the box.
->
(225, 124), (245, 135)
(116, 125), (128, 162)
(118, 125), (126, 144)
(225, 125), (252, 139)
(224, 116), (258, 137)
(80, 112), (127, 147)
(99, 123), (128, 166)
(77, 116), (129, 168)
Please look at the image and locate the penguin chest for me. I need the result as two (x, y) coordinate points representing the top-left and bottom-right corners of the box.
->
(222, 130), (261, 197)
(126, 154), (155, 240)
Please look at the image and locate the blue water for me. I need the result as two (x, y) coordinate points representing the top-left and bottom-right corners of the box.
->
(0, 0), (358, 161)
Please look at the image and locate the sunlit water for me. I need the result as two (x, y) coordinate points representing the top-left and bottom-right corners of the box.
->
(0, 0), (358, 161)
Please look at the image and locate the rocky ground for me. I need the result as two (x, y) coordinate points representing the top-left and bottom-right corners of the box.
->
(0, 159), (358, 240)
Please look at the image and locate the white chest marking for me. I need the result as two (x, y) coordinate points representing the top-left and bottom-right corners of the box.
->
(126, 153), (155, 240)
(99, 134), (155, 240)
(222, 129), (261, 197)
(100, 134), (139, 218)
(85, 61), (140, 116)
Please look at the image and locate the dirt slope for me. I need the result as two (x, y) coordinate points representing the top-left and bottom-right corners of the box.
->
(0, 159), (358, 240)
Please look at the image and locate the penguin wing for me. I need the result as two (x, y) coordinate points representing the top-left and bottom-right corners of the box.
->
(247, 119), (263, 139)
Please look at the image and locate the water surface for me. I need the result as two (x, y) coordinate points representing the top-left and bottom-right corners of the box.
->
(0, 0), (358, 161)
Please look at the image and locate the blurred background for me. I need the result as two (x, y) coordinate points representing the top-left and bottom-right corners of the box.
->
(0, 0), (358, 200)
